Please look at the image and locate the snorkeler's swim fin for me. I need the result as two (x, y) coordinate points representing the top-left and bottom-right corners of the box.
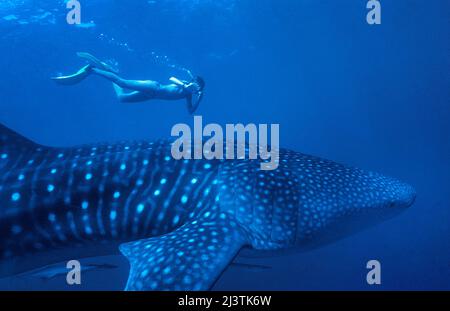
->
(77, 52), (118, 73)
(51, 65), (92, 85)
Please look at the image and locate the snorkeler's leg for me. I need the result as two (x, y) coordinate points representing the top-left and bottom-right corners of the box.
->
(77, 52), (118, 73)
(92, 68), (157, 93)
(112, 84), (150, 103)
(112, 83), (126, 97)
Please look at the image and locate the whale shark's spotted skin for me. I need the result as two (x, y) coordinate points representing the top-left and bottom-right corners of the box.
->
(0, 124), (415, 290)
(0, 139), (220, 255)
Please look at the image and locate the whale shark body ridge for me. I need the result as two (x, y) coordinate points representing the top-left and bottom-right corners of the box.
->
(0, 123), (416, 290)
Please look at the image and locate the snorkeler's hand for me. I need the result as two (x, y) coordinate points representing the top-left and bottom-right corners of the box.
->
(185, 83), (200, 94)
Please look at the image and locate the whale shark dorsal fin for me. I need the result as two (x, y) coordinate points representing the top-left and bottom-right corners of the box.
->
(119, 212), (247, 291)
(0, 123), (42, 160)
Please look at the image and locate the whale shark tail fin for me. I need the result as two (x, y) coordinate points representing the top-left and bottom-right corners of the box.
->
(0, 123), (42, 159)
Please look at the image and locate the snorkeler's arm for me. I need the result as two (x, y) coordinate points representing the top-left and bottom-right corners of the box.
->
(186, 95), (195, 114)
(187, 92), (203, 115)
(169, 77), (185, 87)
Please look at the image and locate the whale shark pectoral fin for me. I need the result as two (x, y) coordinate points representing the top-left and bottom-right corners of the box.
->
(119, 213), (247, 291)
(51, 65), (91, 85)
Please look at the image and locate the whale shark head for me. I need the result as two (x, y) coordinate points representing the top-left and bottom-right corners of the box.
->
(218, 149), (415, 255)
(289, 153), (416, 248)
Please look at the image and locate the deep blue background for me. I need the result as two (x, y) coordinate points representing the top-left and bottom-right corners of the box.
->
(0, 0), (448, 290)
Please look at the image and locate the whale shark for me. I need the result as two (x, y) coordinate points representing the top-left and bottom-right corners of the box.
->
(0, 123), (416, 290)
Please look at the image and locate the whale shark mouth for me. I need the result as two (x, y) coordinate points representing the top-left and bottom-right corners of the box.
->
(294, 173), (416, 250)
(297, 203), (411, 252)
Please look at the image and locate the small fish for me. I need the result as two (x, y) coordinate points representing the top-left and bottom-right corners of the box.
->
(31, 11), (52, 21)
(75, 21), (96, 29)
(19, 263), (118, 281)
(2, 14), (18, 21)
(230, 262), (272, 271)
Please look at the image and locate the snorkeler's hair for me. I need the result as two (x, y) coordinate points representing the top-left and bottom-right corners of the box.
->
(195, 76), (205, 91)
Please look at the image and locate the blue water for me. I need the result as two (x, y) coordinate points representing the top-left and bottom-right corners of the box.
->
(0, 0), (449, 290)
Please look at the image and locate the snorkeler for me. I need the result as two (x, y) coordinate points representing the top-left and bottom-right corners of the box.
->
(52, 53), (205, 114)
